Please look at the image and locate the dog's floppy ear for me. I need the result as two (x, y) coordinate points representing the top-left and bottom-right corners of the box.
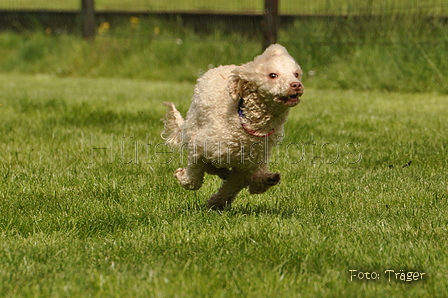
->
(228, 66), (259, 101)
(228, 66), (246, 101)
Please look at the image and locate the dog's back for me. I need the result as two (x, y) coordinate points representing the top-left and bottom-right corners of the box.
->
(181, 65), (240, 143)
(187, 65), (236, 123)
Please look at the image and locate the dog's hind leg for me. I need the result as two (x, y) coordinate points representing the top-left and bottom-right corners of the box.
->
(205, 164), (231, 180)
(174, 163), (206, 190)
(248, 167), (281, 194)
(207, 169), (249, 210)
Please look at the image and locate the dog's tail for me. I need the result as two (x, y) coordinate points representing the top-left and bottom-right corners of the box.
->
(161, 102), (184, 147)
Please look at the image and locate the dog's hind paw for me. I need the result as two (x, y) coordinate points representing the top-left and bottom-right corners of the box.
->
(265, 172), (281, 185)
(248, 172), (281, 194)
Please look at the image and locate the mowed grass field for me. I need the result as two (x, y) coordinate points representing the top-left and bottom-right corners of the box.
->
(1, 73), (447, 297)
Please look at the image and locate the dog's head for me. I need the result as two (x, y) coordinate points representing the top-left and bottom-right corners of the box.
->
(229, 44), (304, 107)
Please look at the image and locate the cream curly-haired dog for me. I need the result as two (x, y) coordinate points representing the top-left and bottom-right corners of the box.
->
(162, 44), (304, 210)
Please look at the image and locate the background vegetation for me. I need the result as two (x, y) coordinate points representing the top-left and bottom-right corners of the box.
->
(0, 1), (447, 297)
(1, 1), (447, 93)
(1, 12), (447, 93)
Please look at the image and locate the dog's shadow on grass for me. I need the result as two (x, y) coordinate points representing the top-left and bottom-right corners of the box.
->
(183, 201), (299, 218)
(179, 193), (300, 218)
(230, 203), (299, 218)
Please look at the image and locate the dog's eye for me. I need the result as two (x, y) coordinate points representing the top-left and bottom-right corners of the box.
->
(294, 73), (300, 78)
(269, 73), (278, 79)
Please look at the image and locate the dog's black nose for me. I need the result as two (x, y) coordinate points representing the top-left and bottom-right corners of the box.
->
(290, 82), (304, 95)
(290, 82), (303, 91)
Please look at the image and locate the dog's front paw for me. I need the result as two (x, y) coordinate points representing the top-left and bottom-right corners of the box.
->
(174, 168), (202, 190)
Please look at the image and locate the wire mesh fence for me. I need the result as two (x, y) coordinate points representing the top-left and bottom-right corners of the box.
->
(0, 1), (447, 52)
(0, 1), (446, 92)
(0, 3), (446, 34)
(1, 0), (447, 15)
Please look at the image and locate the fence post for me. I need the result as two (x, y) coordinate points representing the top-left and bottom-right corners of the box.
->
(263, 0), (279, 49)
(81, 0), (95, 40)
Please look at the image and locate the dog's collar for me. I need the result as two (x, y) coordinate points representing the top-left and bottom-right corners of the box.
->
(238, 98), (275, 137)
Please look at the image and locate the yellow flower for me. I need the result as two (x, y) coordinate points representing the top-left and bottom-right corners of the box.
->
(98, 22), (110, 34)
(130, 17), (140, 30)
(154, 27), (160, 35)
(130, 17), (140, 24)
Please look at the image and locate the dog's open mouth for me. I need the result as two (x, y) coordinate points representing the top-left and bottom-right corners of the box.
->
(276, 94), (301, 106)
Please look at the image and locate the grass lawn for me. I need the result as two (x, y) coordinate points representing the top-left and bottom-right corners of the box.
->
(0, 73), (447, 297)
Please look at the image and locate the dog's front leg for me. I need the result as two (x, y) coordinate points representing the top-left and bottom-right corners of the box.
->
(174, 163), (206, 190)
(205, 164), (231, 180)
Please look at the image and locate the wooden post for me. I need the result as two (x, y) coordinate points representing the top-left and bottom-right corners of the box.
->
(263, 0), (279, 49)
(81, 0), (95, 40)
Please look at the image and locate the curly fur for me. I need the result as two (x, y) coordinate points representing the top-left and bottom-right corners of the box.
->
(162, 44), (304, 210)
